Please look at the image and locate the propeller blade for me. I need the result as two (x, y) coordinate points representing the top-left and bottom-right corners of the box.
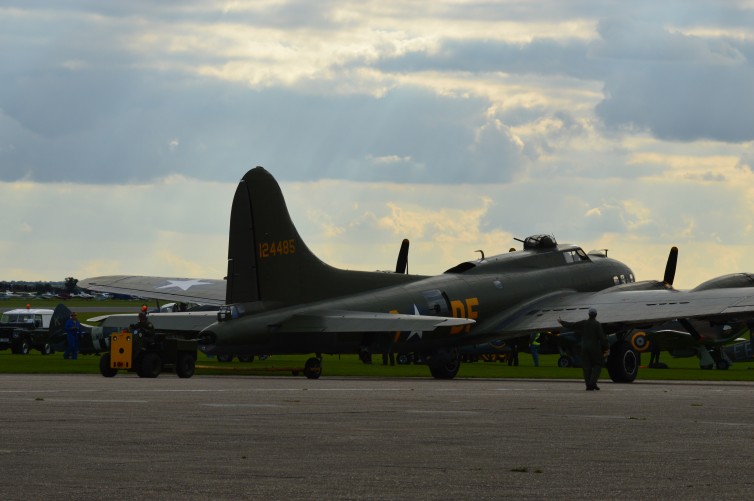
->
(395, 239), (409, 274)
(663, 246), (678, 286)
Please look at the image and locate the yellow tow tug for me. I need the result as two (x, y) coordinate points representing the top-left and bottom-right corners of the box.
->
(99, 330), (198, 378)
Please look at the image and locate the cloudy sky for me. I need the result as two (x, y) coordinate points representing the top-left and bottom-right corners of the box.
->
(2, 0), (754, 289)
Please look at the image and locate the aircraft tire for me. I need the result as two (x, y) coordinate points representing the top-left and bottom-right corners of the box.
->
(428, 358), (461, 379)
(716, 359), (731, 370)
(216, 354), (233, 362)
(175, 352), (196, 378)
(99, 354), (118, 377)
(238, 355), (254, 363)
(41, 343), (53, 355)
(606, 341), (639, 383)
(138, 352), (162, 378)
(557, 355), (571, 368)
(303, 357), (322, 379)
(396, 353), (411, 365)
(429, 357), (461, 379)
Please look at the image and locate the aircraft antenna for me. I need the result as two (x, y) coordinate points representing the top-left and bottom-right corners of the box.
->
(475, 249), (485, 261)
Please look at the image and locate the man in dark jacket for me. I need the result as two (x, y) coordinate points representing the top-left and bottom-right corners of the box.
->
(558, 308), (609, 391)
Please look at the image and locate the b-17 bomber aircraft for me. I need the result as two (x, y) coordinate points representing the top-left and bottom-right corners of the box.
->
(81, 167), (754, 381)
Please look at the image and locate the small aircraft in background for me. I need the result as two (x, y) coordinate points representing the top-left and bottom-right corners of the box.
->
(724, 335), (754, 364)
(82, 167), (754, 381)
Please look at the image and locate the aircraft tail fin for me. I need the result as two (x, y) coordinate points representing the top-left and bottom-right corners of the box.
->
(49, 303), (99, 352)
(226, 167), (336, 304)
(226, 167), (415, 305)
(49, 303), (72, 342)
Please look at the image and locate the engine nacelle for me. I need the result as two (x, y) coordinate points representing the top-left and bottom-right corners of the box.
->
(691, 273), (754, 291)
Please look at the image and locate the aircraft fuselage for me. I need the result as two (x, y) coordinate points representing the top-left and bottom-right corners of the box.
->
(203, 244), (634, 357)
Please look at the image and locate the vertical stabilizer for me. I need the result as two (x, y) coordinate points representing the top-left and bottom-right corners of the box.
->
(226, 166), (421, 306)
(226, 167), (330, 304)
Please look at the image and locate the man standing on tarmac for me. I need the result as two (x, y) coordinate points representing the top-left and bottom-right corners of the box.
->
(63, 312), (81, 360)
(558, 308), (609, 391)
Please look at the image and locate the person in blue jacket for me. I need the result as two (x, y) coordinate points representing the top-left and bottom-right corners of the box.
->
(63, 312), (82, 360)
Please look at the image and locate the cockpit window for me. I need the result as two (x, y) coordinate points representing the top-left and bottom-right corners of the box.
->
(562, 249), (589, 264)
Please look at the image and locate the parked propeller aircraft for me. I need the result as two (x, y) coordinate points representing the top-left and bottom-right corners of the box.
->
(723, 335), (754, 364)
(81, 167), (754, 381)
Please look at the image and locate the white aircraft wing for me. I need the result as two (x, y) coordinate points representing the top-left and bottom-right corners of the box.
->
(488, 287), (754, 334)
(79, 275), (225, 306)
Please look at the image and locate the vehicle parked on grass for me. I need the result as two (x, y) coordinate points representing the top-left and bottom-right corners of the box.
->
(0, 308), (57, 354)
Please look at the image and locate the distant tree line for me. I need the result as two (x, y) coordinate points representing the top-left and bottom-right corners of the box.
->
(0, 279), (75, 294)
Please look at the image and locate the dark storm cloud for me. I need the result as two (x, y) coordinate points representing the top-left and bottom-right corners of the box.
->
(0, 68), (523, 184)
(379, 37), (603, 81)
(594, 18), (754, 142)
(377, 13), (754, 144)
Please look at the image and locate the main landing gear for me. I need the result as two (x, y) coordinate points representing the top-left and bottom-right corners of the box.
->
(606, 341), (639, 383)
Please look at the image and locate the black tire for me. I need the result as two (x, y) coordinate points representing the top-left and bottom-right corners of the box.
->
(716, 359), (731, 370)
(99, 353), (118, 377)
(557, 355), (571, 368)
(238, 355), (254, 363)
(216, 354), (233, 362)
(12, 339), (30, 355)
(606, 341), (639, 383)
(41, 343), (53, 355)
(138, 352), (162, 378)
(429, 357), (461, 379)
(303, 357), (322, 379)
(175, 352), (196, 378)
(396, 353), (411, 365)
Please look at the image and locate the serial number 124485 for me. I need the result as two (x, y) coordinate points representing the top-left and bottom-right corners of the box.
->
(258, 239), (296, 258)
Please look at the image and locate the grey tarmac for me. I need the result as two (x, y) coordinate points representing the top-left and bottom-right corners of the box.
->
(1, 375), (753, 500)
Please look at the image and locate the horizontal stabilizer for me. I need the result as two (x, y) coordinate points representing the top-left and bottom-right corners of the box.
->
(277, 310), (475, 333)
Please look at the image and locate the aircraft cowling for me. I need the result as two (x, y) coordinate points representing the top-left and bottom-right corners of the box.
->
(691, 273), (754, 292)
(600, 280), (669, 292)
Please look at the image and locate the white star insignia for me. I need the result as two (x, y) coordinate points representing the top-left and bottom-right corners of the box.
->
(157, 279), (212, 291)
(406, 304), (423, 341)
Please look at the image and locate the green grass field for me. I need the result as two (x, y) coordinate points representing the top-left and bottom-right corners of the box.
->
(2, 350), (753, 381)
(3, 299), (754, 381)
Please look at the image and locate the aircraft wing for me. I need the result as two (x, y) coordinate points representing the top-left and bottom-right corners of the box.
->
(79, 275), (225, 306)
(491, 287), (754, 334)
(277, 310), (475, 333)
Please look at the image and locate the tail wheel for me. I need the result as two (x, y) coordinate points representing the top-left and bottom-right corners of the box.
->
(630, 331), (650, 352)
(304, 357), (322, 379)
(396, 354), (411, 365)
(607, 341), (639, 383)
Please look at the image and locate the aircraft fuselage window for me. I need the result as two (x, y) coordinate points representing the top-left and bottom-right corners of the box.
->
(563, 249), (589, 264)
